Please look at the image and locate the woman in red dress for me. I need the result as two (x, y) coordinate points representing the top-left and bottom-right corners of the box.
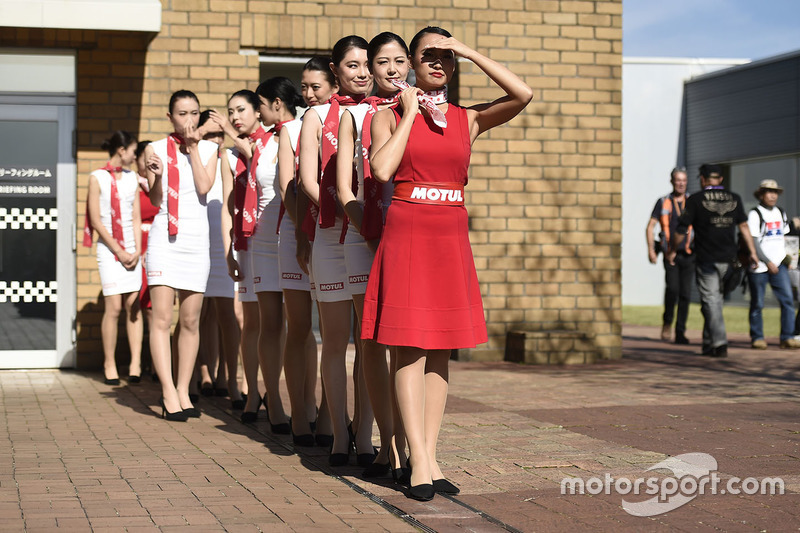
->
(364, 27), (532, 500)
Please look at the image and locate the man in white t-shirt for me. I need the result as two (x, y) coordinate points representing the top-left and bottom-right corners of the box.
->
(747, 179), (799, 350)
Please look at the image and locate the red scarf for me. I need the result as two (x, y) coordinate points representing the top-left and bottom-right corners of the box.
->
(83, 163), (125, 261)
(390, 79), (448, 128)
(319, 93), (365, 229)
(358, 95), (399, 241)
(166, 134), (184, 236)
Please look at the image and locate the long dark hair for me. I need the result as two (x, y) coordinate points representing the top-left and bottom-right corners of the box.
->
(101, 131), (137, 156)
(256, 77), (305, 118)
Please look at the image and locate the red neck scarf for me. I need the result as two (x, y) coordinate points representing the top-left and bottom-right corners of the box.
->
(358, 94), (400, 240)
(83, 163), (125, 260)
(390, 79), (448, 128)
(319, 93), (366, 228)
(166, 134), (184, 236)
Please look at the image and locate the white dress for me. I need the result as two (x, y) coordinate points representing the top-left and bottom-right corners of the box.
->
(249, 125), (282, 294)
(309, 103), (351, 303)
(94, 168), (142, 296)
(278, 117), (313, 294)
(146, 137), (217, 292)
(204, 158), (235, 298)
(342, 104), (376, 297)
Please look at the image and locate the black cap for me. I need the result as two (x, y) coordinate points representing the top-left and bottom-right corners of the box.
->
(698, 164), (722, 179)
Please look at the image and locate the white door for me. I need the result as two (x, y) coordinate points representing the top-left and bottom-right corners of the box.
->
(0, 97), (76, 368)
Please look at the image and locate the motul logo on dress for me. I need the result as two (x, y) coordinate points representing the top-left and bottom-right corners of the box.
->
(410, 186), (463, 202)
(324, 131), (337, 148)
(319, 282), (344, 291)
(282, 273), (302, 280)
(253, 276), (261, 284)
(349, 275), (368, 284)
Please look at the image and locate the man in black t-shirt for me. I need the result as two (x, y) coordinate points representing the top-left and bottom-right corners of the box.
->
(646, 167), (694, 344)
(675, 164), (758, 358)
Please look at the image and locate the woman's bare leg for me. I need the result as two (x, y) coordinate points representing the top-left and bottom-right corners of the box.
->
(213, 297), (242, 401)
(423, 350), (450, 481)
(319, 300), (353, 455)
(101, 293), (122, 381)
(175, 290), (204, 410)
(283, 289), (315, 435)
(395, 346), (430, 487)
(240, 300), (260, 413)
(149, 285), (180, 412)
(123, 291), (143, 377)
(257, 291), (287, 426)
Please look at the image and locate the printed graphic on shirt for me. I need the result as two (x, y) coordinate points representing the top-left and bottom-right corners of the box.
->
(765, 220), (783, 237)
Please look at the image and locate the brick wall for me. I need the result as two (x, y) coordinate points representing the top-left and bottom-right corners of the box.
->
(3, 0), (622, 366)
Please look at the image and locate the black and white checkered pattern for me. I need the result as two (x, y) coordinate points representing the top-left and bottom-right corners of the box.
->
(0, 281), (58, 303)
(0, 207), (58, 230)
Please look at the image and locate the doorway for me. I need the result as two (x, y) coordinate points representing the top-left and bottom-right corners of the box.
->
(0, 96), (76, 368)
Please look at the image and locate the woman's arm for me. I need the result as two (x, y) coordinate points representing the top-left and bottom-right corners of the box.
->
(277, 127), (300, 225)
(87, 173), (130, 264)
(369, 87), (419, 183)
(127, 188), (142, 270)
(144, 144), (163, 208)
(336, 110), (363, 231)
(186, 140), (217, 196)
(298, 108), (322, 205)
(426, 37), (532, 141)
(294, 188), (311, 275)
(209, 110), (252, 159)
(219, 150), (243, 281)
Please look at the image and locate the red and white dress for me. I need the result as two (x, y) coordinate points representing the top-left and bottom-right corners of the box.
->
(146, 138), (217, 292)
(308, 103), (351, 303)
(361, 104), (487, 349)
(93, 167), (142, 296)
(342, 103), (393, 296)
(277, 117), (314, 294)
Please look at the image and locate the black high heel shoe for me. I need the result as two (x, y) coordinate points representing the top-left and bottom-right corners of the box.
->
(240, 397), (261, 423)
(200, 381), (214, 397)
(231, 398), (245, 410)
(292, 432), (315, 447)
(392, 466), (411, 486)
(127, 375), (141, 384)
(432, 478), (460, 494)
(160, 398), (189, 422)
(263, 393), (290, 434)
(183, 407), (201, 418)
(408, 483), (435, 501)
(104, 377), (120, 386)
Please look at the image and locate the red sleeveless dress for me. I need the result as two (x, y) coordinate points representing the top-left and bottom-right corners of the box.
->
(361, 104), (487, 349)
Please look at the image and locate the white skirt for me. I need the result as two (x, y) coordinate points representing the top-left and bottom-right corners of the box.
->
(146, 214), (210, 293)
(343, 224), (373, 297)
(237, 246), (256, 303)
(278, 215), (312, 293)
(97, 241), (142, 296)
(250, 221), (281, 294)
(311, 223), (351, 303)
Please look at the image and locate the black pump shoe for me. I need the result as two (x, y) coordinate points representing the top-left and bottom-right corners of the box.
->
(408, 483), (435, 501)
(432, 478), (460, 494)
(392, 467), (411, 486)
(292, 433), (315, 447)
(159, 398), (189, 422)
